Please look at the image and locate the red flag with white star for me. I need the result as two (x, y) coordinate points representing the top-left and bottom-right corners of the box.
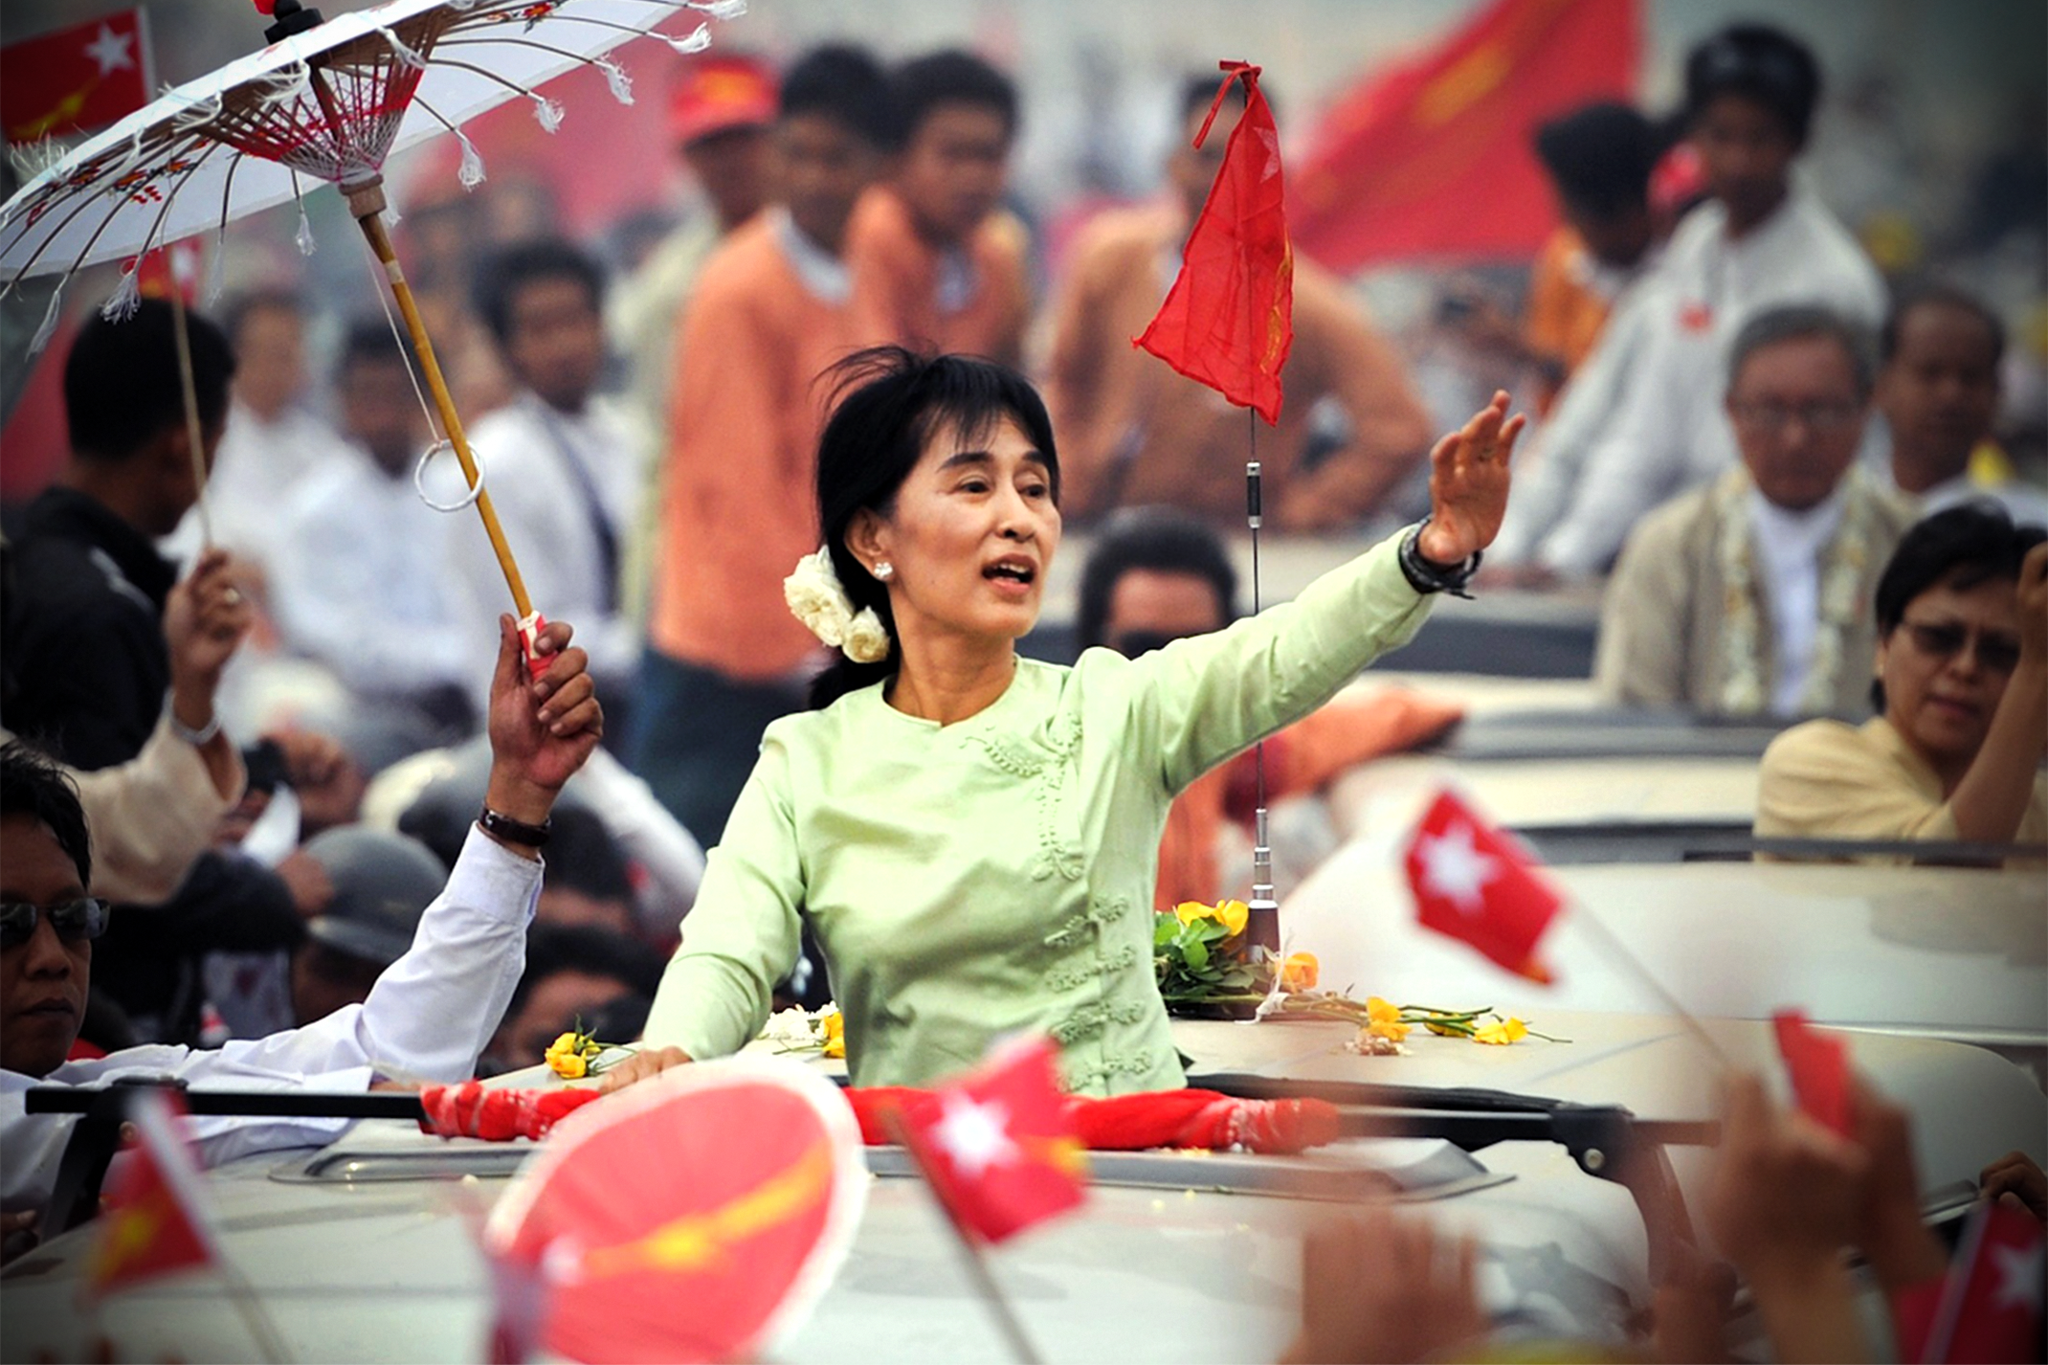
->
(892, 1036), (1087, 1244)
(1403, 788), (1560, 983)
(1135, 61), (1294, 425)
(1, 11), (151, 146)
(1923, 1200), (2045, 1364)
(87, 1088), (219, 1296)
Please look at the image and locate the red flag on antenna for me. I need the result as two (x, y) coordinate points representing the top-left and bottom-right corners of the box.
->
(1135, 61), (1294, 425)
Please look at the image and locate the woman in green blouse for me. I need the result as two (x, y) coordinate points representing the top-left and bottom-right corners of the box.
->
(609, 349), (1524, 1095)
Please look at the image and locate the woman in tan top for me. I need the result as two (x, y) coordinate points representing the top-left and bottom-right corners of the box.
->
(1755, 503), (2047, 858)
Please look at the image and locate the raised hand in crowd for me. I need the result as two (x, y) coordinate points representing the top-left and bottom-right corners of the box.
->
(484, 613), (603, 857)
(265, 727), (366, 837)
(1418, 390), (1527, 566)
(1703, 1073), (1872, 1363)
(1981, 1150), (2048, 1223)
(163, 546), (252, 784)
(1279, 1204), (1488, 1364)
(1850, 1077), (1949, 1292)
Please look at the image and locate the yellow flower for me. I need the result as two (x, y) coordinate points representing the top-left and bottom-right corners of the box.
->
(1174, 900), (1212, 927)
(549, 1050), (589, 1080)
(545, 1032), (580, 1062)
(1364, 996), (1410, 1042)
(820, 1010), (845, 1060)
(1215, 900), (1249, 937)
(1474, 1017), (1529, 1046)
(1279, 952), (1319, 992)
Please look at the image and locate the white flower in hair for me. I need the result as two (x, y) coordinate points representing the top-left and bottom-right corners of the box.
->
(843, 607), (891, 664)
(785, 546), (854, 647)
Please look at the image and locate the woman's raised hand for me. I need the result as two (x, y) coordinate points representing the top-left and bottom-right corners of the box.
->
(1417, 390), (1527, 565)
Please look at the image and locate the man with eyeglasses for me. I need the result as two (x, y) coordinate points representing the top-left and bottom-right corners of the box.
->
(0, 616), (602, 1241)
(1594, 305), (1915, 717)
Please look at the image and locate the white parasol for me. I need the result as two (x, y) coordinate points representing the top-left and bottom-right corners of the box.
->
(0, 0), (742, 629)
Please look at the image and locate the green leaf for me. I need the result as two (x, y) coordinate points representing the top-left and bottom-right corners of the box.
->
(1154, 915), (1179, 947)
(1183, 938), (1209, 971)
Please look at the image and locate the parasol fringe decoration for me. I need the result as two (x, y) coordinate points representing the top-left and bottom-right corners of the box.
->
(101, 264), (142, 322)
(531, 94), (565, 132)
(456, 130), (486, 186)
(292, 182), (317, 255)
(29, 279), (65, 355)
(694, 0), (748, 17)
(597, 58), (633, 105)
(376, 26), (431, 70)
(668, 22), (714, 54)
(9, 139), (72, 184)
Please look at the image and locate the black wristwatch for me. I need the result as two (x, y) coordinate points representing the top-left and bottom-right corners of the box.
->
(1397, 520), (1483, 599)
(477, 805), (551, 848)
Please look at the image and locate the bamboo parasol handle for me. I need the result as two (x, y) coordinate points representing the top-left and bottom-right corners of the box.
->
(345, 181), (533, 620)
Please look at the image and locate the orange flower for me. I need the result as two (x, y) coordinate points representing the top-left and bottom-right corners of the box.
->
(1279, 952), (1319, 992)
(1474, 1017), (1529, 1046)
(1364, 996), (1411, 1043)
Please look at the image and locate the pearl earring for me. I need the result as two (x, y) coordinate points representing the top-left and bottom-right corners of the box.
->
(873, 561), (894, 582)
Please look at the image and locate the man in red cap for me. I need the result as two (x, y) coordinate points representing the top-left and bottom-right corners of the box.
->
(610, 53), (779, 619)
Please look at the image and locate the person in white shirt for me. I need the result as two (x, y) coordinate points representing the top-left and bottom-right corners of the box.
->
(1595, 306), (1915, 717)
(1511, 23), (1887, 580)
(1876, 283), (2048, 527)
(0, 615), (602, 1231)
(268, 323), (480, 771)
(459, 241), (640, 714)
(161, 290), (353, 581)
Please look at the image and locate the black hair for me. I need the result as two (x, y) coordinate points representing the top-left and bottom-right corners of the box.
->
(781, 44), (899, 150)
(508, 922), (664, 1018)
(220, 285), (303, 345)
(809, 346), (1059, 709)
(1869, 503), (2046, 711)
(542, 805), (634, 905)
(63, 298), (234, 461)
(893, 49), (1017, 144)
(1879, 281), (2006, 368)
(337, 317), (414, 375)
(1684, 23), (1822, 147)
(0, 741), (92, 890)
(472, 237), (604, 346)
(1727, 304), (1875, 399)
(1533, 101), (1659, 219)
(1077, 506), (1238, 653)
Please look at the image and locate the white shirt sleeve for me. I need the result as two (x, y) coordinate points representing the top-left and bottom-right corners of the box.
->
(1, 827), (538, 1212)
(1491, 280), (1663, 566)
(1537, 315), (1722, 578)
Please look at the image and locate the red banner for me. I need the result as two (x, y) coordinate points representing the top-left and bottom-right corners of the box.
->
(1, 10), (152, 145)
(1404, 788), (1561, 982)
(87, 1090), (218, 1297)
(1290, 0), (1639, 269)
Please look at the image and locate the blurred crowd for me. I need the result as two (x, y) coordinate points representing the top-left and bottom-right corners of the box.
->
(0, 10), (2045, 1357)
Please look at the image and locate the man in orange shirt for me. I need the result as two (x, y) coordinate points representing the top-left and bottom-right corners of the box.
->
(1045, 77), (1433, 531)
(844, 50), (1030, 367)
(630, 47), (897, 845)
(1076, 508), (1463, 909)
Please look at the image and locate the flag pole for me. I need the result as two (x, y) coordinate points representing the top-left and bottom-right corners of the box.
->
(1567, 899), (1733, 1070)
(1245, 423), (1279, 954)
(880, 1109), (1044, 1365)
(167, 287), (214, 549)
(217, 1256), (297, 1364)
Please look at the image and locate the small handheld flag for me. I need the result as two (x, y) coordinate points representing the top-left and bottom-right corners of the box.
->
(1403, 788), (1560, 982)
(1771, 1009), (1852, 1140)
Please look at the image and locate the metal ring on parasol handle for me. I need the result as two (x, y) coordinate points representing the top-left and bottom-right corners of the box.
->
(414, 437), (487, 512)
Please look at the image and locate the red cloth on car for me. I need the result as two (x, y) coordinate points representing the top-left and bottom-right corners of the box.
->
(418, 1082), (602, 1142)
(846, 1086), (1339, 1154)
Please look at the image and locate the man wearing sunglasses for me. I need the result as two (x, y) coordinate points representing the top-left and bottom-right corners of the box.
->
(1, 616), (602, 1232)
(1595, 305), (1916, 717)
